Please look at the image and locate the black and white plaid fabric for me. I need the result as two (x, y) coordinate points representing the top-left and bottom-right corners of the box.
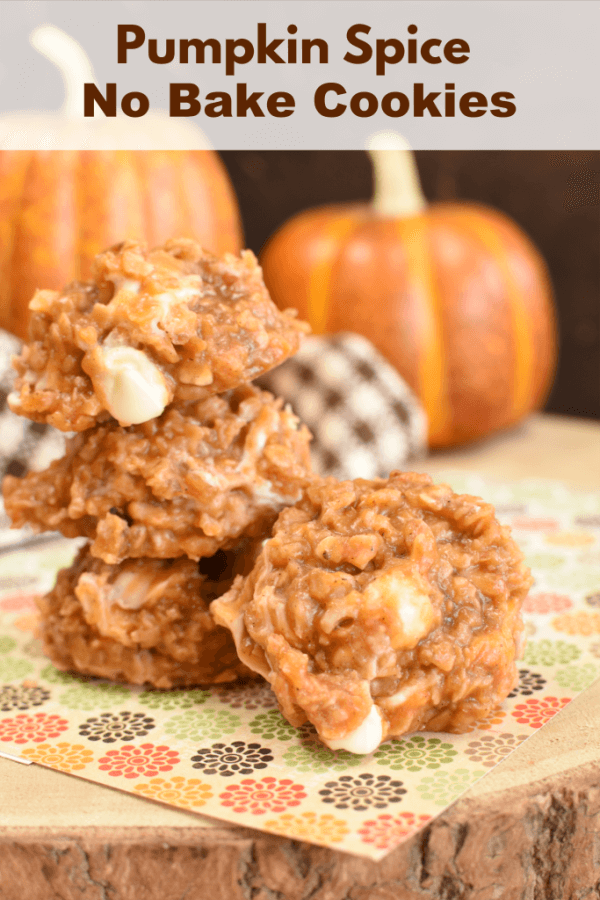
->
(258, 332), (427, 480)
(0, 331), (66, 479)
(0, 329), (66, 547)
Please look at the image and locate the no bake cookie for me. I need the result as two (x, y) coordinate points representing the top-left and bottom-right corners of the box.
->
(211, 472), (532, 753)
(3, 384), (312, 563)
(9, 238), (308, 431)
(37, 543), (258, 688)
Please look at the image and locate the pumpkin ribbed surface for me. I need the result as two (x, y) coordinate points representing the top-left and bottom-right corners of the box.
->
(0, 150), (243, 340)
(261, 201), (556, 447)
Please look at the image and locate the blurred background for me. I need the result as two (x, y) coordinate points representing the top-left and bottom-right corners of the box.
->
(220, 149), (600, 422)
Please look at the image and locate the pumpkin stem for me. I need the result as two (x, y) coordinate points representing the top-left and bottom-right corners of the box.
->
(30, 25), (95, 118)
(366, 132), (427, 217)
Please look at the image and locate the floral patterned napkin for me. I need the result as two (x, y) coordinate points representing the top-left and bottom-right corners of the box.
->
(0, 474), (599, 861)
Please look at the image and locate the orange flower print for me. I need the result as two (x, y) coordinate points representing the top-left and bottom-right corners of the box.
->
(12, 613), (39, 633)
(0, 712), (69, 744)
(511, 696), (571, 729)
(358, 812), (432, 850)
(264, 811), (350, 844)
(545, 531), (595, 547)
(463, 706), (506, 733)
(512, 517), (558, 531)
(98, 743), (180, 779)
(552, 611), (600, 636)
(0, 592), (40, 613)
(219, 777), (307, 815)
(133, 777), (213, 809)
(21, 742), (94, 771)
(522, 593), (572, 615)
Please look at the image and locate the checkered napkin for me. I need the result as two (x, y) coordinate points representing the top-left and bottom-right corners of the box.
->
(0, 329), (66, 547)
(0, 331), (67, 479)
(257, 332), (427, 480)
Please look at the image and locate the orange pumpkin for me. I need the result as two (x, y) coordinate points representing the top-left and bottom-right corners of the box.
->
(261, 137), (557, 448)
(0, 26), (243, 340)
(0, 149), (243, 340)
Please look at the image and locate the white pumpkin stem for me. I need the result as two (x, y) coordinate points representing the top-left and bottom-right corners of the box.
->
(366, 131), (427, 217)
(29, 25), (95, 118)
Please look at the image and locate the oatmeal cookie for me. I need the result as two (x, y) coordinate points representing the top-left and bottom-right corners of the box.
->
(9, 238), (309, 431)
(3, 385), (312, 564)
(211, 472), (532, 753)
(37, 543), (258, 688)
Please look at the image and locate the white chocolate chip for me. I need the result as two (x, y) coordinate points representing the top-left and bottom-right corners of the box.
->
(154, 285), (199, 308)
(322, 704), (383, 755)
(249, 480), (290, 507)
(147, 284), (201, 334)
(91, 345), (170, 426)
(361, 567), (435, 650)
(198, 468), (231, 490)
(117, 279), (141, 295)
(7, 391), (22, 413)
(115, 569), (173, 610)
(380, 671), (439, 709)
(77, 565), (173, 644)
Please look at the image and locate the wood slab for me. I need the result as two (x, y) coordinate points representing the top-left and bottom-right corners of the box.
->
(1, 412), (599, 899)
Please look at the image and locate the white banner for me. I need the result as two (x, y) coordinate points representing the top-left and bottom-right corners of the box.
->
(0, 0), (597, 149)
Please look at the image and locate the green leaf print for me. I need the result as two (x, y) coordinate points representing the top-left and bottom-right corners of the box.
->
(248, 710), (300, 742)
(522, 640), (581, 667)
(138, 689), (210, 711)
(0, 637), (17, 654)
(0, 657), (34, 681)
(549, 569), (600, 593)
(555, 663), (600, 692)
(40, 664), (84, 685)
(525, 552), (566, 571)
(416, 768), (486, 807)
(164, 708), (241, 742)
(282, 741), (365, 773)
(374, 735), (459, 772)
(59, 682), (131, 710)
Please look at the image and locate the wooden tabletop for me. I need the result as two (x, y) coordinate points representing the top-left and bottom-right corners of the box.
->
(1, 412), (599, 899)
(422, 412), (600, 490)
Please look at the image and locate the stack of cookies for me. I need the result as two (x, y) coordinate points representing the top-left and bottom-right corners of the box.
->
(2, 237), (531, 757)
(3, 238), (313, 688)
